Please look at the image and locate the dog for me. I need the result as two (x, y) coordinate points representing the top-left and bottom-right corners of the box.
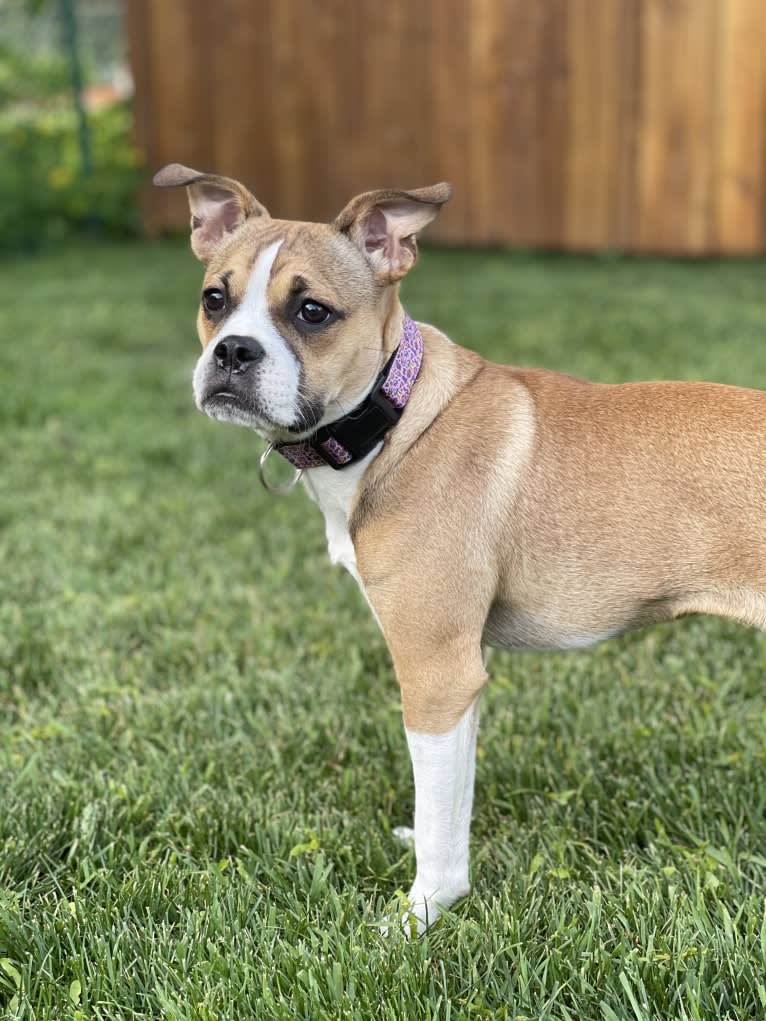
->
(153, 163), (766, 933)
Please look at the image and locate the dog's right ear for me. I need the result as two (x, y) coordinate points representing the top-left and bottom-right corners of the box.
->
(153, 163), (270, 263)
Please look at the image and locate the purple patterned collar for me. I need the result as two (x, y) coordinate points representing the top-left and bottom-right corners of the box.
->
(274, 314), (423, 471)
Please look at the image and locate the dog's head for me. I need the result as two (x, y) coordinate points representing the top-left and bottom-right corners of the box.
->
(153, 164), (451, 440)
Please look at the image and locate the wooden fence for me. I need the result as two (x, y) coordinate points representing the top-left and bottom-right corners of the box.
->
(127, 0), (766, 254)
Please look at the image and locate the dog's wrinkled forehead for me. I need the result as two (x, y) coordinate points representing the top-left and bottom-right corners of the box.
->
(198, 217), (376, 345)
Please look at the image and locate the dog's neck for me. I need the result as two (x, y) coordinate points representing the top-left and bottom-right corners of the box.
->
(274, 309), (422, 471)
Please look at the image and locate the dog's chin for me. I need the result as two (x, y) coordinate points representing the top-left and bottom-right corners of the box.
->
(199, 388), (326, 442)
(201, 391), (271, 431)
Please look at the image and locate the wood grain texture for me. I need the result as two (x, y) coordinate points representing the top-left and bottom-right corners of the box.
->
(565, 0), (624, 248)
(130, 0), (766, 254)
(712, 0), (766, 252)
(429, 0), (472, 243)
(208, 0), (277, 211)
(636, 0), (718, 253)
(125, 0), (158, 229)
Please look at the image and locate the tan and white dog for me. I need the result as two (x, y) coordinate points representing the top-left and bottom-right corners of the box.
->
(154, 163), (766, 933)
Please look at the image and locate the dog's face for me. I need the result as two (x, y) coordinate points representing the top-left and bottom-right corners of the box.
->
(191, 218), (383, 437)
(154, 164), (451, 440)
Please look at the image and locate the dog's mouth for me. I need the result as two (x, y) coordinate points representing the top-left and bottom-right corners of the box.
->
(205, 389), (238, 403)
(200, 383), (325, 438)
(201, 387), (266, 426)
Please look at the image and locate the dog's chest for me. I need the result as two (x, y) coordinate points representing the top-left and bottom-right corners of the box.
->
(301, 449), (379, 589)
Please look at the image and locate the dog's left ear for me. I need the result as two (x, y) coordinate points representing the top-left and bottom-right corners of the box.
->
(334, 183), (452, 284)
(153, 163), (270, 263)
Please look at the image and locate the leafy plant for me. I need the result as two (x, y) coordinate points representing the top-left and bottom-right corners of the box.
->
(0, 99), (143, 252)
(0, 42), (71, 105)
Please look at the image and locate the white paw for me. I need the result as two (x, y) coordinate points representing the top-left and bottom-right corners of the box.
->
(380, 880), (468, 938)
(400, 890), (443, 936)
(392, 826), (415, 847)
(379, 901), (434, 939)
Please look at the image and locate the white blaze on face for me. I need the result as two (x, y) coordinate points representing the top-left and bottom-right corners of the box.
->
(193, 239), (302, 429)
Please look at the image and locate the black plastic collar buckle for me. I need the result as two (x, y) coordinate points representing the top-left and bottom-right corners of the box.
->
(310, 358), (403, 469)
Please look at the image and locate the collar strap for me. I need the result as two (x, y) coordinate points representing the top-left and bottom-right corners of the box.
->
(274, 314), (423, 470)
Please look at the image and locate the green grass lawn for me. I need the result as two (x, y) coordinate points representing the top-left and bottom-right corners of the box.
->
(2, 240), (766, 1020)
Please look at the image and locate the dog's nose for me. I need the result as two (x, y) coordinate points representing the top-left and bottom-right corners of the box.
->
(213, 335), (265, 373)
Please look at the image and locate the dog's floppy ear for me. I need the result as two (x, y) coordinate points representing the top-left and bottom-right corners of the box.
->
(334, 183), (452, 284)
(153, 163), (270, 263)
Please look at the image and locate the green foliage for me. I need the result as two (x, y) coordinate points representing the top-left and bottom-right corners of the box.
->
(0, 43), (70, 104)
(0, 30), (142, 253)
(0, 99), (143, 252)
(2, 243), (766, 1018)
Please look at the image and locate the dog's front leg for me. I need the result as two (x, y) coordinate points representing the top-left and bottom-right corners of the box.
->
(399, 694), (481, 933)
(360, 552), (490, 934)
(380, 629), (488, 934)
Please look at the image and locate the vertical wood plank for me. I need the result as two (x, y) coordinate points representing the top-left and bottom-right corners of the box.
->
(124, 0), (160, 231)
(146, 1), (213, 165)
(565, 0), (622, 248)
(302, 0), (359, 219)
(472, 1), (544, 245)
(429, 0), (472, 243)
(564, 0), (642, 251)
(712, 0), (766, 252)
(613, 0), (643, 249)
(124, 0), (153, 162)
(207, 0), (278, 214)
(636, 0), (718, 253)
(468, 0), (505, 243)
(473, 1), (568, 247)
(139, 0), (215, 231)
(350, 0), (433, 197)
(269, 0), (312, 218)
(535, 0), (569, 246)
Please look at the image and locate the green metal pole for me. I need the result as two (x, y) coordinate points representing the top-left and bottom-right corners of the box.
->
(59, 0), (93, 178)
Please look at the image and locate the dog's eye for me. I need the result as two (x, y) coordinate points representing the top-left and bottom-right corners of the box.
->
(297, 300), (333, 327)
(202, 287), (226, 315)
